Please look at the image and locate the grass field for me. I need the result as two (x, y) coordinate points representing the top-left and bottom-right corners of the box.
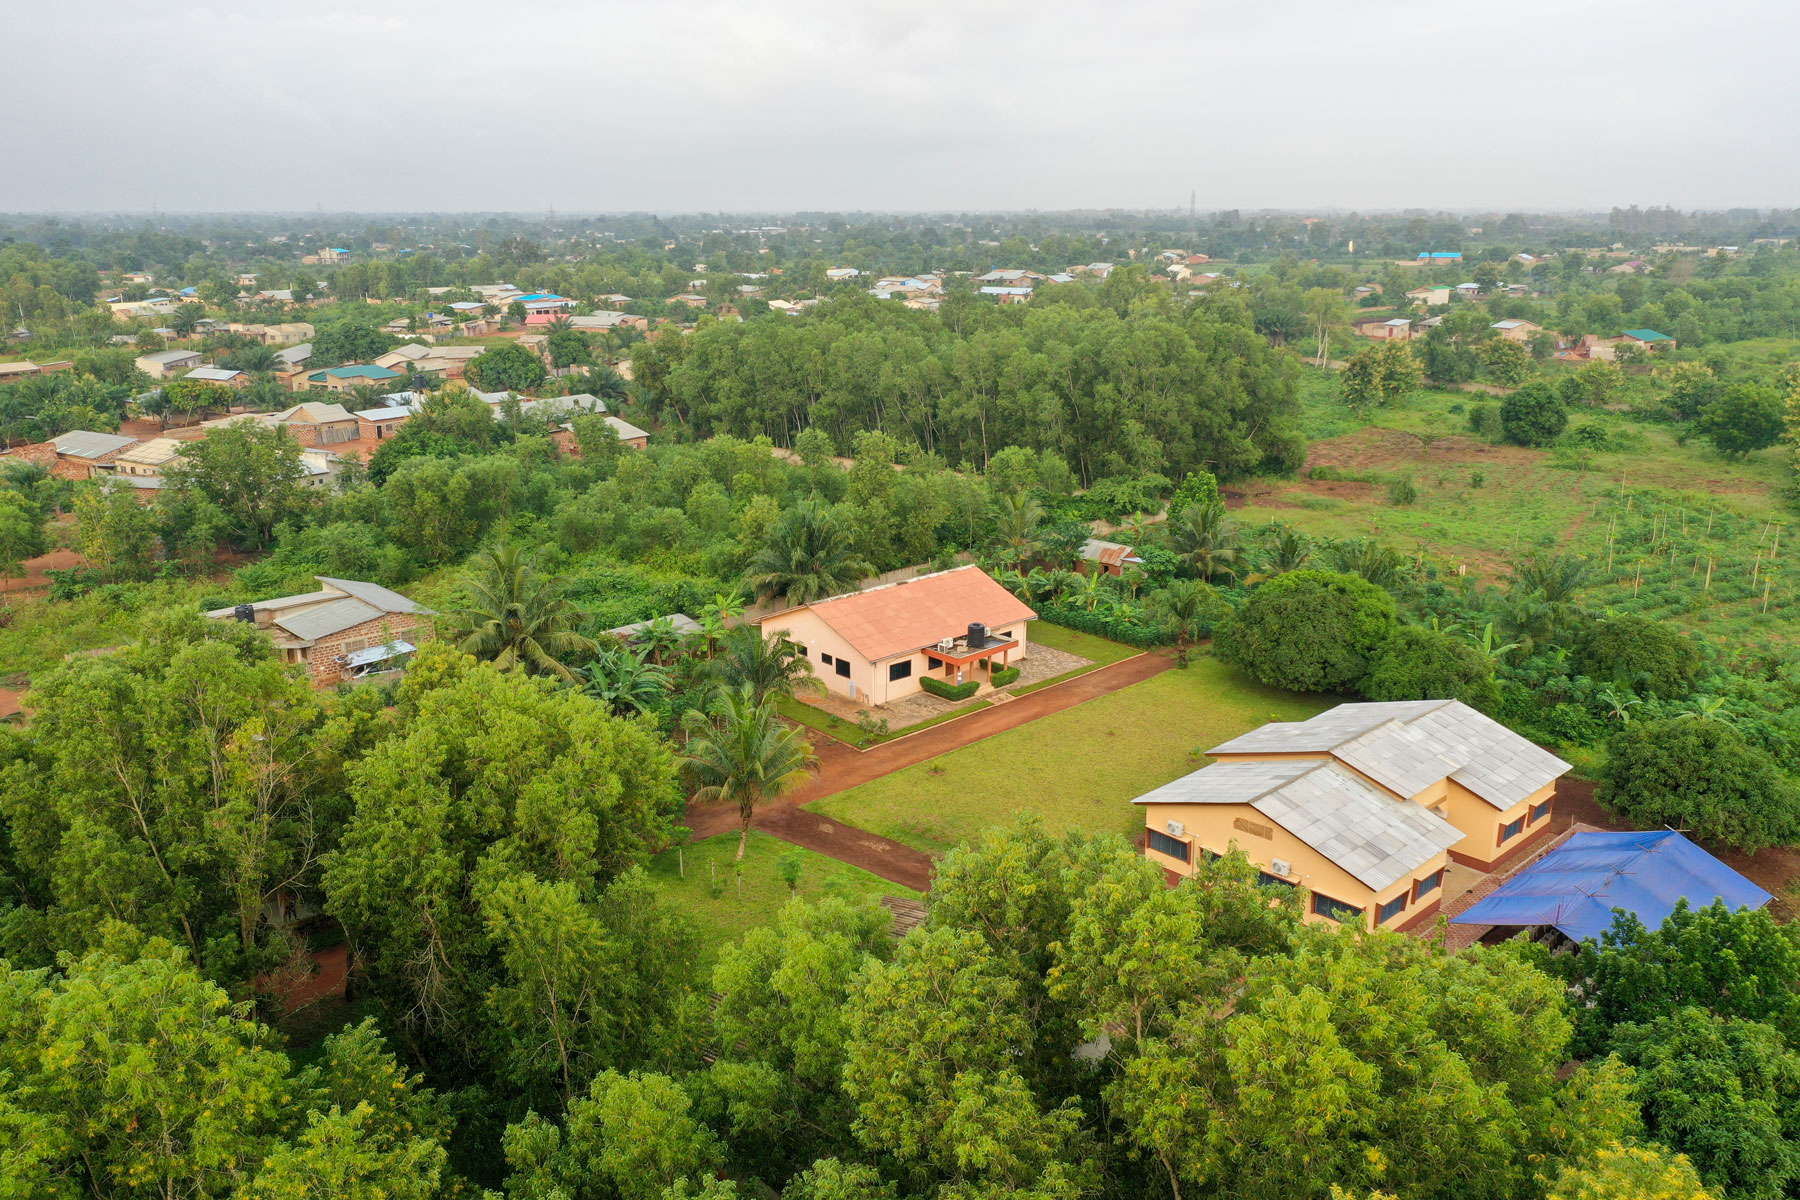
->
(644, 830), (920, 965)
(775, 622), (1136, 746)
(811, 656), (1330, 856)
(1234, 366), (1800, 646)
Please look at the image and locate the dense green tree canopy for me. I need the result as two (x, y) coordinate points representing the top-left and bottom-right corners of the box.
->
(1574, 615), (1701, 698)
(1500, 382), (1569, 447)
(1362, 624), (1502, 708)
(1216, 569), (1398, 692)
(1597, 719), (1800, 852)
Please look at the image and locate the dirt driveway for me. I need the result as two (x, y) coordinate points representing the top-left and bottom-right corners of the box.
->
(683, 651), (1175, 888)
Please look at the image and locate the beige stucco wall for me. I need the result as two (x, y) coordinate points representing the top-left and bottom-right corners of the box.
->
(1141, 800), (1448, 931)
(763, 610), (1029, 708)
(1436, 778), (1555, 864)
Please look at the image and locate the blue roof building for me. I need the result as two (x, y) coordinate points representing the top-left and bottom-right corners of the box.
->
(1451, 829), (1771, 943)
(1417, 251), (1463, 260)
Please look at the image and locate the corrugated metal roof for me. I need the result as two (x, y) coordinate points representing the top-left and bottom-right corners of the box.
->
(317, 577), (430, 615)
(52, 430), (137, 459)
(1135, 759), (1460, 891)
(1209, 700), (1569, 811)
(273, 597), (384, 641)
(606, 613), (702, 638)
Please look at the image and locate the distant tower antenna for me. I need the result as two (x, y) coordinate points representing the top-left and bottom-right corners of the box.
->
(1190, 189), (1196, 224)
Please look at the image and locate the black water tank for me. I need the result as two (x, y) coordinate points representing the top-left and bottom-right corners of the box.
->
(967, 621), (987, 645)
(233, 604), (256, 623)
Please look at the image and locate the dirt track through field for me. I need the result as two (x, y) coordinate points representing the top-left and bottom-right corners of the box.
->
(682, 651), (1176, 889)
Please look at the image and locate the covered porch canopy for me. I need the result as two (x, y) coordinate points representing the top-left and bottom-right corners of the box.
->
(921, 630), (1019, 683)
(1451, 829), (1771, 943)
(344, 639), (417, 675)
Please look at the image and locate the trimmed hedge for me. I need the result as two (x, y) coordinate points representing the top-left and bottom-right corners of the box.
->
(991, 665), (1022, 686)
(1036, 604), (1172, 648)
(920, 676), (982, 701)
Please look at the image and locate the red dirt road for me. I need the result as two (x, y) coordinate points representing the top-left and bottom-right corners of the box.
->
(682, 652), (1176, 889)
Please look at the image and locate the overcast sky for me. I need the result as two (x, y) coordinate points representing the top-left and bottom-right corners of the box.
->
(6, 0), (1797, 215)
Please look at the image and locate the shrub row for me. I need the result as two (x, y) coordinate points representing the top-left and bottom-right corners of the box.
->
(1035, 604), (1173, 648)
(990, 665), (1022, 686)
(920, 676), (981, 701)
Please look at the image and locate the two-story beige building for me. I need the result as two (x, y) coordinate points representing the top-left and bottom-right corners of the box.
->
(1136, 701), (1570, 931)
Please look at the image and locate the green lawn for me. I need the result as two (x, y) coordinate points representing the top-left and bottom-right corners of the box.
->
(1025, 619), (1139, 668)
(811, 656), (1331, 856)
(774, 622), (1137, 747)
(645, 830), (920, 966)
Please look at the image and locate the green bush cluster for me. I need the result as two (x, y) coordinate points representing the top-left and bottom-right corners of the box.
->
(990, 665), (1022, 686)
(919, 676), (981, 701)
(1035, 604), (1173, 648)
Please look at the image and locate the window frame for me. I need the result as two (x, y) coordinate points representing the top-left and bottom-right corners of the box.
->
(834, 658), (851, 679)
(888, 660), (913, 682)
(1528, 800), (1551, 824)
(1499, 816), (1525, 844)
(1377, 892), (1408, 925)
(1413, 868), (1444, 901)
(1146, 829), (1191, 863)
(1311, 891), (1364, 924)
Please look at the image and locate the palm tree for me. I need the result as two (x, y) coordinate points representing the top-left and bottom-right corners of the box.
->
(712, 624), (823, 705)
(1168, 498), (1242, 583)
(1260, 522), (1312, 574)
(1510, 552), (1589, 605)
(1147, 579), (1221, 667)
(746, 499), (875, 606)
(581, 646), (672, 717)
(1324, 537), (1406, 590)
(991, 493), (1046, 566)
(588, 364), (631, 404)
(696, 589), (746, 646)
(220, 343), (280, 373)
(681, 686), (818, 861)
(450, 543), (597, 682)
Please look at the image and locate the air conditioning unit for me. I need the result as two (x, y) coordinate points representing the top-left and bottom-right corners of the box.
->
(937, 638), (956, 652)
(1270, 859), (1292, 878)
(1164, 820), (1185, 837)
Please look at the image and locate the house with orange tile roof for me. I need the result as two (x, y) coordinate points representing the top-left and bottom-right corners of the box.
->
(757, 565), (1036, 707)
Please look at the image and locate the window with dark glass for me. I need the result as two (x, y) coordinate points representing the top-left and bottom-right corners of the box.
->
(794, 644), (808, 658)
(1312, 892), (1364, 924)
(1414, 869), (1444, 900)
(1529, 801), (1550, 823)
(835, 658), (851, 678)
(1499, 816), (1525, 843)
(820, 652), (834, 666)
(1146, 830), (1190, 862)
(1377, 893), (1408, 924)
(889, 660), (912, 682)
(1257, 870), (1297, 889)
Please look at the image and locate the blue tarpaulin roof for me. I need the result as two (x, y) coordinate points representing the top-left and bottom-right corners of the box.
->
(1451, 830), (1771, 942)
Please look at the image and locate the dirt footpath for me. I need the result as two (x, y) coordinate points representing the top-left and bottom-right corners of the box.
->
(682, 651), (1176, 888)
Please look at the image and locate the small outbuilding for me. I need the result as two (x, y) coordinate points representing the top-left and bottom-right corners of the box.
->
(1450, 829), (1772, 946)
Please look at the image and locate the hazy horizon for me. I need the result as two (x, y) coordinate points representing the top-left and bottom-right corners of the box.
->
(7, 0), (1798, 213)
